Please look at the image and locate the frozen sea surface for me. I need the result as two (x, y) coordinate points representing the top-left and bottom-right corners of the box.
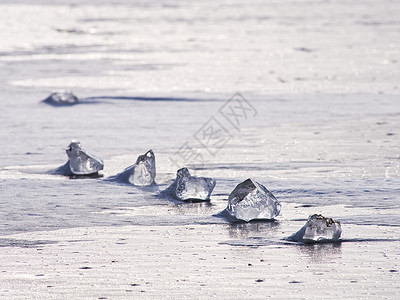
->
(0, 0), (399, 238)
(1, 1), (400, 298)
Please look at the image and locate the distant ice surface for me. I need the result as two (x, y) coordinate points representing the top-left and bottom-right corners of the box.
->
(0, 0), (399, 235)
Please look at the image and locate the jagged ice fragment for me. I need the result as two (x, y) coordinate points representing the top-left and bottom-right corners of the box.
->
(168, 168), (216, 201)
(287, 214), (342, 243)
(65, 140), (104, 175)
(226, 178), (281, 222)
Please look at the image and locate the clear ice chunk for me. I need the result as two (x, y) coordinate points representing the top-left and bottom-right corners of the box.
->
(287, 214), (342, 243)
(129, 150), (156, 186)
(113, 150), (156, 186)
(167, 168), (216, 201)
(42, 91), (79, 106)
(65, 140), (104, 175)
(226, 178), (281, 222)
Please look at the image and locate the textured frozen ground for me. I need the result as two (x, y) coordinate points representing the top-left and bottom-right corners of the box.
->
(0, 0), (399, 298)
(0, 224), (399, 299)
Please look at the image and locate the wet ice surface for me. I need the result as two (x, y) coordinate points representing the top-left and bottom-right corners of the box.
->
(1, 88), (399, 236)
(0, 90), (399, 236)
(1, 173), (399, 236)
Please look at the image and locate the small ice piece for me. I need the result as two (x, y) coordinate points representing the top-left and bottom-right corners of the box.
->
(287, 214), (342, 243)
(168, 168), (216, 201)
(226, 179), (281, 222)
(129, 150), (156, 186)
(42, 91), (79, 106)
(65, 140), (104, 175)
(112, 150), (156, 186)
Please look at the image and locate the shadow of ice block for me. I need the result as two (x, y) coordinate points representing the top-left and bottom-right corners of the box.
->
(287, 214), (342, 244)
(164, 168), (216, 201)
(42, 91), (79, 106)
(51, 140), (103, 176)
(111, 150), (156, 186)
(225, 178), (281, 222)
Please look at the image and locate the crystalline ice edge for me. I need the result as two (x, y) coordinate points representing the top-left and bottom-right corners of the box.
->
(287, 214), (342, 243)
(43, 91), (79, 106)
(128, 150), (156, 186)
(170, 168), (216, 201)
(65, 140), (104, 175)
(226, 178), (281, 222)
